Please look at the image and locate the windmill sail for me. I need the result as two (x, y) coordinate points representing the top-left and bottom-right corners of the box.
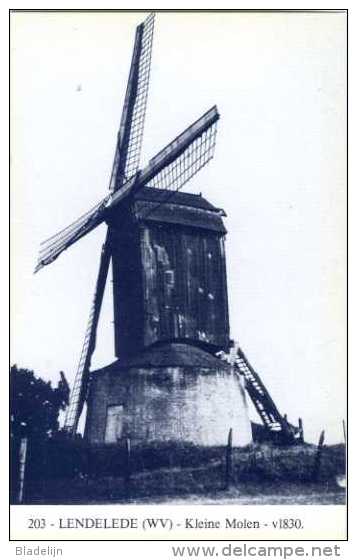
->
(64, 236), (111, 434)
(142, 106), (219, 187)
(109, 12), (155, 191)
(34, 174), (138, 273)
(138, 107), (219, 217)
(146, 122), (217, 192)
(35, 198), (108, 273)
(63, 15), (155, 435)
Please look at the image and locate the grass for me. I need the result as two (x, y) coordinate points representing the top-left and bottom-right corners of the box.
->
(22, 441), (346, 505)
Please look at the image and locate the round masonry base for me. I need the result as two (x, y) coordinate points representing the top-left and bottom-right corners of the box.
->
(85, 343), (252, 448)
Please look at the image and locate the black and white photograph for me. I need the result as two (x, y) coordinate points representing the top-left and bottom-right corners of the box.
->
(10, 9), (347, 540)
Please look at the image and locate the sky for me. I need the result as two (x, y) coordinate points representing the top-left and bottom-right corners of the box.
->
(11, 11), (346, 444)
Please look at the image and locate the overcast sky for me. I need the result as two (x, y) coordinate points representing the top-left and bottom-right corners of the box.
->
(11, 11), (346, 444)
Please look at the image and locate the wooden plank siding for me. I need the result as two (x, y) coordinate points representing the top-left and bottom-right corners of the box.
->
(109, 188), (230, 359)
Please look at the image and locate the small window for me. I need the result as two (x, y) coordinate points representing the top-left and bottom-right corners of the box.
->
(164, 269), (175, 287)
(105, 405), (124, 444)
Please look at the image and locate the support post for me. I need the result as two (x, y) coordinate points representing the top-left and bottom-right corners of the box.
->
(298, 418), (304, 443)
(17, 437), (28, 504)
(225, 428), (233, 490)
(125, 438), (131, 497)
(312, 430), (325, 482)
(342, 420), (346, 444)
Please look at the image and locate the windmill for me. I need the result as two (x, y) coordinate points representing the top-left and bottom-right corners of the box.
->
(35, 13), (302, 446)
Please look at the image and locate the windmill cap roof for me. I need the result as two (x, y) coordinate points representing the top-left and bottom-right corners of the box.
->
(132, 187), (227, 234)
(134, 187), (226, 214)
(93, 342), (231, 373)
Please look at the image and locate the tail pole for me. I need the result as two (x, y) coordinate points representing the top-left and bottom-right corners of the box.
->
(221, 342), (301, 443)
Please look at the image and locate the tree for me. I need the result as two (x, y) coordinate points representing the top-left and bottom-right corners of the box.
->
(10, 365), (70, 439)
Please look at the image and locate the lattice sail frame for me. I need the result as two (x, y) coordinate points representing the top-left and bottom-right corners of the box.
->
(109, 13), (155, 191)
(121, 13), (155, 181)
(142, 121), (217, 218)
(64, 237), (111, 433)
(35, 198), (107, 273)
(147, 121), (217, 192)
